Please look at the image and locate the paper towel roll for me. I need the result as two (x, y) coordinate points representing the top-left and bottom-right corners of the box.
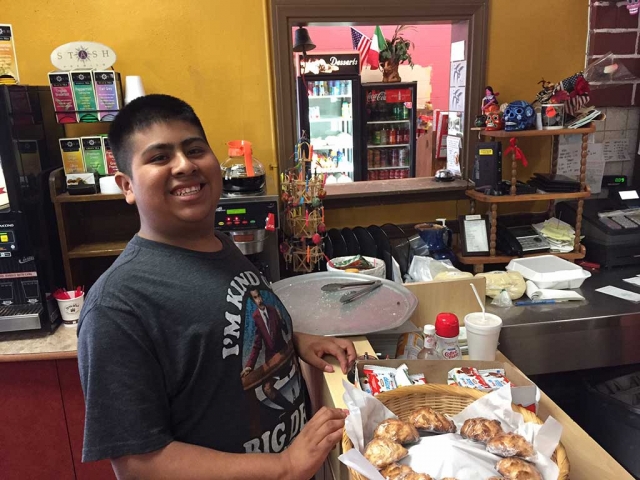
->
(99, 176), (121, 194)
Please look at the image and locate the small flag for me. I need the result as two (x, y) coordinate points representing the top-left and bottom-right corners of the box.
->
(554, 73), (590, 116)
(369, 26), (387, 69)
(351, 28), (371, 66)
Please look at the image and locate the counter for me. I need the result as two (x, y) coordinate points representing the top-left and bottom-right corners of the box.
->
(0, 325), (77, 362)
(318, 337), (633, 480)
(491, 266), (640, 375)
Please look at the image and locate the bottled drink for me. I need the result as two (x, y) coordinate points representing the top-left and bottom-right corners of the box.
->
(403, 128), (410, 144)
(380, 125), (389, 145)
(417, 325), (438, 360)
(341, 100), (349, 119)
(380, 149), (389, 167)
(389, 126), (397, 145)
(313, 82), (320, 96)
(373, 127), (381, 145)
(391, 148), (400, 166)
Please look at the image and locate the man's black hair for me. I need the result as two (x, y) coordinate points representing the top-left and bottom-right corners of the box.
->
(108, 94), (206, 176)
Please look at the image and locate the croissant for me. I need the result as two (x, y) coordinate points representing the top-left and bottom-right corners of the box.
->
(496, 457), (542, 480)
(375, 418), (420, 445)
(380, 464), (433, 480)
(409, 407), (456, 434)
(460, 418), (504, 444)
(364, 438), (409, 469)
(486, 432), (535, 460)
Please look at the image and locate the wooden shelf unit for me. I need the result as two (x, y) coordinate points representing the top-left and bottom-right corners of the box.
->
(461, 124), (594, 272)
(49, 168), (139, 289)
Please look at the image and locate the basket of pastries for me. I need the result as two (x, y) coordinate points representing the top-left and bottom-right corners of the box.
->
(341, 383), (569, 480)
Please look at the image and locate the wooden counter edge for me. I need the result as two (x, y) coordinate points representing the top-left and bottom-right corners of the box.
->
(316, 338), (633, 480)
(0, 350), (78, 363)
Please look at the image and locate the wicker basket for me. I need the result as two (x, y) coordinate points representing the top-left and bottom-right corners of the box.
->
(341, 384), (569, 480)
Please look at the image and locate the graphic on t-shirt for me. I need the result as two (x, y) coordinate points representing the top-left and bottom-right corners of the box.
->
(240, 288), (302, 411)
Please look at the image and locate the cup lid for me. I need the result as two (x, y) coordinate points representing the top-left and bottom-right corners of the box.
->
(435, 312), (459, 338)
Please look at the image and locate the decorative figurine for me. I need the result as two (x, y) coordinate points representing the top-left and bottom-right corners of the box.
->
(474, 115), (487, 127)
(484, 106), (504, 131)
(503, 101), (535, 131)
(481, 86), (499, 115)
(628, 0), (639, 14)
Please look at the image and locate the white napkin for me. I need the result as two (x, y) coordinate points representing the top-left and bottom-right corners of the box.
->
(526, 280), (585, 301)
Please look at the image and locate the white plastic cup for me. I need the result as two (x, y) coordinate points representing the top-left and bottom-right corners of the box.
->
(464, 312), (502, 360)
(124, 76), (145, 104)
(56, 292), (84, 327)
(99, 175), (121, 194)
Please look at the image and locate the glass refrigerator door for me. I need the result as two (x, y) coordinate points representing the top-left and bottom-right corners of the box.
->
(307, 79), (354, 182)
(363, 87), (413, 181)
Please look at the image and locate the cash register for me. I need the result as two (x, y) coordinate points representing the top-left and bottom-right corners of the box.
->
(557, 176), (640, 267)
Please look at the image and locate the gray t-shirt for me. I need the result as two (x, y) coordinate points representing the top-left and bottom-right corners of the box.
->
(78, 234), (308, 462)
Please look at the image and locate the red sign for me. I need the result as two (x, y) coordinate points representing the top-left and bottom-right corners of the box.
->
(386, 89), (412, 103)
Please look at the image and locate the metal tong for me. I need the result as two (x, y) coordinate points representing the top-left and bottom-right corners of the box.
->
(321, 280), (377, 292)
(339, 280), (382, 304)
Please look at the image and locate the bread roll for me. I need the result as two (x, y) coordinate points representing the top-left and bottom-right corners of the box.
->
(364, 438), (408, 469)
(496, 457), (542, 480)
(486, 432), (535, 460)
(409, 406), (456, 434)
(460, 417), (504, 444)
(476, 271), (526, 299)
(374, 418), (420, 445)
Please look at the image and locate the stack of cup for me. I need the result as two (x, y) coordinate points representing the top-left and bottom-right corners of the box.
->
(56, 291), (85, 327)
(463, 312), (503, 360)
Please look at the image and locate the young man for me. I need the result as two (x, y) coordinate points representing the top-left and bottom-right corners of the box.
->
(78, 94), (356, 480)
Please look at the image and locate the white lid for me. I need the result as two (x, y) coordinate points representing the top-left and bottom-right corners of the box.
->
(423, 324), (436, 335)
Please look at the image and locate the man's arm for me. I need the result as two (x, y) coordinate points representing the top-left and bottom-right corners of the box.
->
(293, 332), (357, 374)
(112, 407), (346, 480)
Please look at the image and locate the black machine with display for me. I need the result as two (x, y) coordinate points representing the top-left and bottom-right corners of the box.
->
(0, 86), (65, 332)
(557, 179), (640, 267)
(215, 196), (280, 282)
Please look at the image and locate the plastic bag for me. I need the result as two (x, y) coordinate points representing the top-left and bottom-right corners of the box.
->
(406, 255), (460, 282)
(491, 289), (513, 307)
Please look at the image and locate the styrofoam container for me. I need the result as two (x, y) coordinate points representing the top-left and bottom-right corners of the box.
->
(506, 255), (591, 289)
(327, 256), (385, 279)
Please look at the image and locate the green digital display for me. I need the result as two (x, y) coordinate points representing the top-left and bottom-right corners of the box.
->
(226, 208), (246, 215)
(615, 177), (625, 183)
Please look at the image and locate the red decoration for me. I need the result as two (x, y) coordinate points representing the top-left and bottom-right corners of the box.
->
(312, 233), (322, 245)
(504, 138), (528, 167)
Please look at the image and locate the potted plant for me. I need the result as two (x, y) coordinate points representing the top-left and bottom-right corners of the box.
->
(379, 26), (415, 83)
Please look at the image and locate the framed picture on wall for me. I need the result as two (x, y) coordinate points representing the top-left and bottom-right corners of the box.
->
(450, 61), (466, 87)
(459, 214), (490, 256)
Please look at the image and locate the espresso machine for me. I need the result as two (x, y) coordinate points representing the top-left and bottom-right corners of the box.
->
(0, 85), (65, 332)
(216, 140), (281, 282)
(215, 196), (280, 282)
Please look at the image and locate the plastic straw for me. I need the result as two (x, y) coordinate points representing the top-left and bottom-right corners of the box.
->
(470, 283), (485, 320)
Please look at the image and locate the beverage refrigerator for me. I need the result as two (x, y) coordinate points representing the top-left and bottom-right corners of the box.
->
(0, 85), (65, 332)
(296, 52), (362, 182)
(361, 82), (418, 181)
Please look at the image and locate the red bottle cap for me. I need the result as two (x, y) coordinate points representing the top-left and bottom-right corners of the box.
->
(435, 312), (460, 338)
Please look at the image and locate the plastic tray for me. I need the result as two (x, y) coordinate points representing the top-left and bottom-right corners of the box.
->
(271, 272), (417, 336)
(506, 255), (591, 289)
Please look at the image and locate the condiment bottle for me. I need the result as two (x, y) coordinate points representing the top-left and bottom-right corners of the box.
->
(434, 313), (462, 360)
(417, 324), (438, 360)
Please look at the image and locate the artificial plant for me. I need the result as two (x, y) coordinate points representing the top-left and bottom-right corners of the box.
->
(379, 25), (415, 83)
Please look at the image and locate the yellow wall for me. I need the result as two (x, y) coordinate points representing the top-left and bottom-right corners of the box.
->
(5, 0), (279, 194)
(5, 0), (587, 227)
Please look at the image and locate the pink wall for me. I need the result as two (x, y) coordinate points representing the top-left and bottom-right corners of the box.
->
(297, 25), (452, 110)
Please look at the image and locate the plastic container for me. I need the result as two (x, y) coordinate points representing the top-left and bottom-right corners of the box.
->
(56, 292), (84, 327)
(395, 331), (423, 360)
(434, 313), (461, 360)
(327, 256), (385, 279)
(506, 255), (591, 289)
(417, 324), (438, 360)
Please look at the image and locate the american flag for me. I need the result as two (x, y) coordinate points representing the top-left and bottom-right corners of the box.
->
(351, 28), (371, 63)
(554, 73), (590, 116)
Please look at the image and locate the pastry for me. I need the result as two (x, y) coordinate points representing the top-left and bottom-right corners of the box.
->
(364, 438), (408, 469)
(374, 418), (420, 445)
(486, 432), (535, 460)
(460, 417), (504, 444)
(409, 407), (456, 434)
(380, 464), (433, 480)
(496, 457), (542, 480)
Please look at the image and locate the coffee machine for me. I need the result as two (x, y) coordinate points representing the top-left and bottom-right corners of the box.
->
(215, 195), (280, 282)
(0, 85), (65, 332)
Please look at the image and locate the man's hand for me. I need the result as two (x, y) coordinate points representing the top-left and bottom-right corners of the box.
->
(293, 333), (356, 374)
(240, 367), (252, 378)
(281, 407), (346, 480)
